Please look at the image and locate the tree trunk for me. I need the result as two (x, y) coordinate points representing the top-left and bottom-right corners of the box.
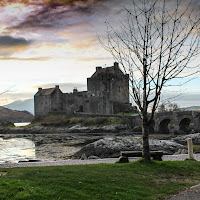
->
(142, 114), (151, 162)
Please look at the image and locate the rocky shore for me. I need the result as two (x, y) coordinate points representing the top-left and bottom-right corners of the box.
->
(0, 125), (132, 161)
(0, 125), (199, 161)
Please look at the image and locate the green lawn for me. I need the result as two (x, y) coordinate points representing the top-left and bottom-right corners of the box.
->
(0, 160), (200, 200)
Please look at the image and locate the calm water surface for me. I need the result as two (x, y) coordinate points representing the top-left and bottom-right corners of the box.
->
(14, 122), (31, 127)
(0, 138), (35, 163)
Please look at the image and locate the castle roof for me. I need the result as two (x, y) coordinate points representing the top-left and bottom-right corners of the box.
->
(35, 88), (55, 96)
(90, 62), (124, 78)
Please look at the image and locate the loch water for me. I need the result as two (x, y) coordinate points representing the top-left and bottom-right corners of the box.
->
(0, 138), (35, 163)
(0, 122), (35, 163)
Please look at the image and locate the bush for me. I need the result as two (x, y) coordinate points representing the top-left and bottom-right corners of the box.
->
(1, 121), (15, 128)
(31, 115), (124, 127)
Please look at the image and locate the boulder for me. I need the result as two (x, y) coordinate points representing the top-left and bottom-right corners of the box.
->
(68, 125), (91, 133)
(68, 124), (129, 133)
(102, 125), (129, 132)
(173, 133), (200, 145)
(174, 149), (188, 155)
(74, 136), (186, 158)
(80, 153), (87, 160)
(88, 156), (100, 159)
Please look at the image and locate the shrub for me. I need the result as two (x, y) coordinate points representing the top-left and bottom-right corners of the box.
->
(1, 121), (15, 128)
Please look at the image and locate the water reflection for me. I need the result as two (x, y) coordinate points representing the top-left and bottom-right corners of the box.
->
(0, 138), (35, 163)
(14, 122), (31, 127)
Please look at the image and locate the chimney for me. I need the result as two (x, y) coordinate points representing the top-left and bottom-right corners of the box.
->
(55, 85), (59, 89)
(73, 87), (78, 93)
(114, 62), (119, 69)
(96, 66), (102, 71)
(38, 88), (42, 94)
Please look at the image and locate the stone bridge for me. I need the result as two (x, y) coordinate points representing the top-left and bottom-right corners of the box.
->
(127, 111), (200, 135)
(74, 110), (200, 135)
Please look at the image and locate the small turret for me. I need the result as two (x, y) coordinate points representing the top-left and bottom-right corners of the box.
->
(96, 66), (102, 71)
(114, 62), (119, 69)
(73, 87), (78, 93)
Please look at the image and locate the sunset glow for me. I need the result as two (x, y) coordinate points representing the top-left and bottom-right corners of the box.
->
(0, 0), (199, 107)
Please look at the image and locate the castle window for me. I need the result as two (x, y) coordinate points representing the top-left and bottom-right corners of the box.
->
(119, 86), (121, 92)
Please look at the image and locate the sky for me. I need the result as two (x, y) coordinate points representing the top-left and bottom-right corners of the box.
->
(0, 0), (199, 108)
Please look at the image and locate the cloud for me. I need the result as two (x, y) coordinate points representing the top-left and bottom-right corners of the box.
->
(8, 0), (121, 31)
(0, 35), (33, 58)
(0, 57), (50, 61)
(0, 35), (31, 47)
(76, 57), (112, 62)
(159, 91), (200, 107)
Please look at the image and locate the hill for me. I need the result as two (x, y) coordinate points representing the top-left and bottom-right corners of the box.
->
(3, 99), (34, 114)
(181, 106), (200, 111)
(0, 106), (34, 123)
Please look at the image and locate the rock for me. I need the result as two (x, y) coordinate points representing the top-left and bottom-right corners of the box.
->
(68, 125), (91, 133)
(132, 126), (142, 133)
(173, 133), (200, 145)
(80, 153), (87, 160)
(116, 156), (129, 163)
(102, 124), (129, 132)
(174, 149), (188, 155)
(74, 136), (185, 158)
(88, 156), (100, 159)
(67, 124), (129, 133)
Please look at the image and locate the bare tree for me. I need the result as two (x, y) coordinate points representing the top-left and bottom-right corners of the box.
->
(167, 103), (180, 111)
(0, 86), (14, 96)
(99, 0), (200, 161)
(158, 103), (166, 112)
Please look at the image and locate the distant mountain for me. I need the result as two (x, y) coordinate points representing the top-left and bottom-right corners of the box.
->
(181, 106), (200, 111)
(3, 99), (34, 114)
(0, 106), (34, 123)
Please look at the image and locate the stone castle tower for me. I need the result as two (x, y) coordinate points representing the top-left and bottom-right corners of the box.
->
(34, 62), (129, 117)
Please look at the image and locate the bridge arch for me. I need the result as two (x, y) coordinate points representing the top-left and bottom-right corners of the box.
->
(158, 118), (172, 134)
(178, 117), (192, 133)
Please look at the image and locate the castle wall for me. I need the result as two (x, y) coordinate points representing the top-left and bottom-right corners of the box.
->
(34, 95), (51, 117)
(63, 91), (105, 114)
(51, 88), (63, 112)
(63, 91), (88, 114)
(34, 62), (130, 117)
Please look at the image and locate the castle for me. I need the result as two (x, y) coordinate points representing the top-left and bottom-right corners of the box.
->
(34, 62), (129, 117)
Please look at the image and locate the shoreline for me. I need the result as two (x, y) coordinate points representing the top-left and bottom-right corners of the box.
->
(0, 154), (200, 169)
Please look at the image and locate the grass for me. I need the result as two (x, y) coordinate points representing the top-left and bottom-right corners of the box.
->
(0, 159), (200, 200)
(184, 145), (200, 153)
(115, 112), (137, 116)
(193, 145), (200, 153)
(31, 115), (124, 127)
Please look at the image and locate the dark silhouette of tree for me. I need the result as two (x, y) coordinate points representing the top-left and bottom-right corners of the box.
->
(100, 0), (200, 161)
(168, 103), (180, 111)
(158, 103), (166, 112)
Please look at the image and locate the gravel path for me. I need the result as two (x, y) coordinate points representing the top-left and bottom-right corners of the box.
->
(0, 154), (199, 169)
(0, 158), (138, 168)
(165, 184), (200, 200)
(162, 153), (200, 161)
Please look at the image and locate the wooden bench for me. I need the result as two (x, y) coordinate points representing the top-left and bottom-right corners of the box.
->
(120, 151), (163, 161)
